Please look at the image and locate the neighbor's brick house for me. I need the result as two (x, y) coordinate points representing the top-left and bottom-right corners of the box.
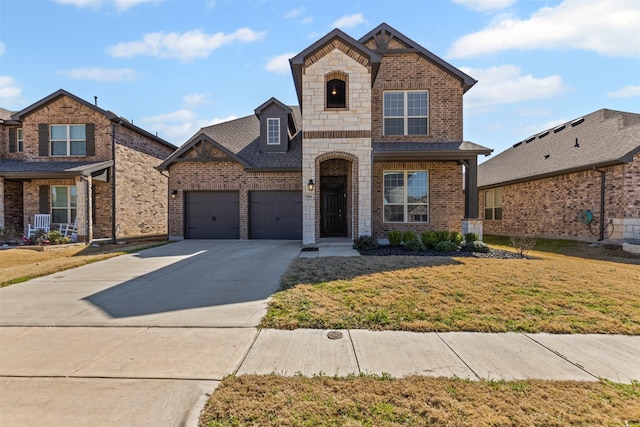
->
(0, 89), (176, 242)
(478, 109), (640, 246)
(158, 23), (491, 243)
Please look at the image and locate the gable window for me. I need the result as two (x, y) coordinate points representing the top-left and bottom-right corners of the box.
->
(326, 78), (346, 109)
(383, 171), (428, 222)
(383, 91), (428, 136)
(51, 186), (77, 224)
(267, 118), (280, 145)
(17, 128), (24, 152)
(51, 124), (86, 156)
(484, 188), (503, 220)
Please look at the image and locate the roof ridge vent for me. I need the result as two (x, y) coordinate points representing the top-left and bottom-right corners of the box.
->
(553, 124), (566, 133)
(513, 141), (523, 148)
(524, 135), (535, 143)
(571, 117), (585, 127)
(538, 130), (549, 138)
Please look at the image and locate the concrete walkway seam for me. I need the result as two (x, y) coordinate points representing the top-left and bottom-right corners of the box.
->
(522, 333), (600, 381)
(434, 332), (481, 380)
(346, 330), (362, 375)
(233, 328), (262, 376)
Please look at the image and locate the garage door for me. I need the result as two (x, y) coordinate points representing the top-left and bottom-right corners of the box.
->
(185, 191), (239, 239)
(249, 191), (302, 239)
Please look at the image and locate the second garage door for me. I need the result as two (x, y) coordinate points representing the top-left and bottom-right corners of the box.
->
(185, 191), (239, 239)
(249, 191), (302, 239)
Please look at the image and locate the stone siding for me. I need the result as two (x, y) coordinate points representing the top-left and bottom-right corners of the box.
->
(371, 53), (464, 142)
(479, 161), (640, 243)
(167, 161), (301, 240)
(372, 161), (463, 238)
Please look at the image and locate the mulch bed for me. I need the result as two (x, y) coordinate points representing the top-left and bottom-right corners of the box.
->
(358, 245), (533, 259)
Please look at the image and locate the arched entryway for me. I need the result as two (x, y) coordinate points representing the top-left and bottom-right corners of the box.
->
(316, 153), (358, 239)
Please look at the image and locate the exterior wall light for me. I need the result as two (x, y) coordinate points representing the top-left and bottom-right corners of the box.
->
(307, 179), (315, 192)
(171, 189), (178, 199)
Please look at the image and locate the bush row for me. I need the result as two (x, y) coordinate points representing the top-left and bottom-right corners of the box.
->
(353, 231), (489, 253)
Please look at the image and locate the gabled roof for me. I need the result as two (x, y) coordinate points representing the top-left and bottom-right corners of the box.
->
(290, 28), (382, 107)
(359, 23), (477, 93)
(11, 89), (175, 150)
(478, 109), (640, 188)
(158, 106), (302, 171)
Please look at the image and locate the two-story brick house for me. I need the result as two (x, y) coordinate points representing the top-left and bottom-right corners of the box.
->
(158, 23), (491, 243)
(0, 89), (176, 242)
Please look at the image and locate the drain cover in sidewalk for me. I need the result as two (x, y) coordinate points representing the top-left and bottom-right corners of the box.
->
(327, 331), (343, 340)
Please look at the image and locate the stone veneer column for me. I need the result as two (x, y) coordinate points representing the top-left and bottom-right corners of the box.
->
(462, 218), (483, 242)
(75, 176), (90, 242)
(0, 177), (4, 229)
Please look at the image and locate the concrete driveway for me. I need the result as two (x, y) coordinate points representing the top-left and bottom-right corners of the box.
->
(0, 240), (301, 426)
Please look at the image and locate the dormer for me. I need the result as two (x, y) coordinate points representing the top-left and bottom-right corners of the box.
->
(254, 97), (296, 153)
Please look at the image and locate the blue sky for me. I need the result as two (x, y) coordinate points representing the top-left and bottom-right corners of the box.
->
(1, 0), (639, 159)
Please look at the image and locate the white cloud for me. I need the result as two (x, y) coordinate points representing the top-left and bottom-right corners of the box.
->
(266, 52), (295, 74)
(58, 67), (136, 82)
(54, 0), (157, 11)
(301, 16), (313, 24)
(607, 85), (640, 98)
(210, 115), (237, 125)
(284, 7), (304, 19)
(108, 28), (267, 62)
(452, 0), (515, 12)
(461, 65), (566, 113)
(331, 13), (366, 29)
(139, 108), (238, 145)
(519, 118), (568, 139)
(0, 42), (5, 55)
(0, 76), (23, 108)
(448, 0), (640, 58)
(183, 93), (210, 107)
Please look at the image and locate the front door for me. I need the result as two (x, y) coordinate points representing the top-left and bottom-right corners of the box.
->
(321, 176), (346, 237)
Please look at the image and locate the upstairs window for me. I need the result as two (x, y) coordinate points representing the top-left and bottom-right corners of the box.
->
(17, 128), (24, 152)
(51, 124), (86, 156)
(383, 91), (428, 136)
(383, 171), (429, 223)
(326, 78), (346, 109)
(484, 188), (503, 220)
(267, 118), (280, 145)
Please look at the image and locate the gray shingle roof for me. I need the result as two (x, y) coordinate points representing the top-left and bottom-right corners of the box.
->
(478, 109), (640, 188)
(0, 159), (113, 178)
(373, 141), (492, 160)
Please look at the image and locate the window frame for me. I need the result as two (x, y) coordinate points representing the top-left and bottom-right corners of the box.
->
(266, 118), (280, 145)
(50, 124), (86, 156)
(484, 188), (503, 221)
(383, 90), (429, 136)
(50, 185), (77, 224)
(383, 170), (429, 223)
(17, 128), (24, 152)
(326, 78), (347, 109)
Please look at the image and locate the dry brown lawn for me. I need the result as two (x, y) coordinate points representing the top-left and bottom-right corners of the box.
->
(201, 375), (640, 426)
(261, 249), (640, 334)
(0, 239), (169, 287)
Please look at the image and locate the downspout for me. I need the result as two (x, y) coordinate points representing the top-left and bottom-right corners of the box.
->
(593, 168), (606, 241)
(111, 119), (123, 243)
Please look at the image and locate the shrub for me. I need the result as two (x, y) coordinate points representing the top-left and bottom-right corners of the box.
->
(464, 232), (479, 243)
(353, 235), (379, 251)
(0, 228), (18, 243)
(387, 230), (403, 247)
(449, 231), (463, 245)
(421, 230), (454, 249)
(420, 231), (438, 249)
(404, 238), (426, 251)
(436, 240), (459, 252)
(46, 230), (71, 245)
(465, 241), (490, 253)
(402, 230), (416, 243)
(510, 235), (536, 257)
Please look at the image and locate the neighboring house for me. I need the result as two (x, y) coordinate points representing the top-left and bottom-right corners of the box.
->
(478, 109), (640, 246)
(158, 23), (492, 244)
(0, 89), (176, 242)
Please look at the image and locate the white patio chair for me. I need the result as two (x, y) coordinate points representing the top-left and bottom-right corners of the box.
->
(27, 214), (51, 238)
(59, 217), (78, 239)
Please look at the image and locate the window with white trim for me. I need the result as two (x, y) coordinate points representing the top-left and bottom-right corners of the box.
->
(17, 128), (24, 152)
(484, 188), (503, 220)
(51, 124), (86, 156)
(267, 118), (280, 145)
(383, 91), (428, 136)
(383, 171), (428, 222)
(51, 186), (77, 224)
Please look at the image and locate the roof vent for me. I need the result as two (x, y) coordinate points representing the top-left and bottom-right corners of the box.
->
(544, 154), (550, 159)
(525, 136), (535, 143)
(538, 130), (549, 139)
(513, 141), (523, 148)
(553, 124), (566, 133)
(571, 117), (585, 127)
